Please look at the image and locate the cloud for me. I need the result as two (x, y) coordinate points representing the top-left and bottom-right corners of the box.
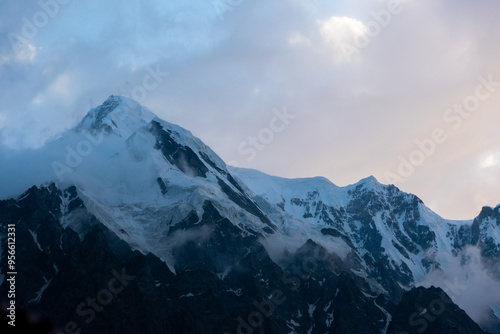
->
(167, 225), (214, 248)
(480, 151), (500, 169)
(0, 42), (38, 65)
(417, 246), (500, 330)
(318, 16), (367, 63)
(0, 143), (59, 200)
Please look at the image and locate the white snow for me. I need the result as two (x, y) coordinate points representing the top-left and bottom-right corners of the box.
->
(361, 290), (376, 298)
(308, 302), (318, 318)
(217, 266), (232, 280)
(226, 288), (243, 297)
(29, 229), (42, 251)
(17, 192), (30, 201)
(373, 299), (391, 334)
(483, 217), (500, 242)
(229, 167), (350, 211)
(76, 96), (156, 139)
(325, 311), (334, 328)
(323, 300), (332, 312)
(30, 276), (52, 303)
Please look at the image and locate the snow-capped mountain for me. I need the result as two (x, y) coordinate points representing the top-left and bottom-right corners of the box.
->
(231, 167), (500, 284)
(51, 96), (278, 274)
(1, 96), (499, 333)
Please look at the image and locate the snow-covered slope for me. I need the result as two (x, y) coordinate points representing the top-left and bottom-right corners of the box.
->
(32, 96), (278, 272)
(230, 168), (500, 292)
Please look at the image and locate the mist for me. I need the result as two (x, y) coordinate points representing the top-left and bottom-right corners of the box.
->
(0, 143), (62, 200)
(417, 246), (500, 331)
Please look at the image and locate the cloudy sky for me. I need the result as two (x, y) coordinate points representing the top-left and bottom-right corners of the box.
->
(0, 0), (499, 220)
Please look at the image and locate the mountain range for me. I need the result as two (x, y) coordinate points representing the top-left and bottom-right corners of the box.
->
(1, 96), (499, 333)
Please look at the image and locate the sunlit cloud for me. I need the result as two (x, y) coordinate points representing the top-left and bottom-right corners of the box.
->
(480, 153), (499, 169)
(318, 16), (367, 63)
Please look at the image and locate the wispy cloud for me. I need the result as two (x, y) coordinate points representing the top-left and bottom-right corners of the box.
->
(418, 246), (500, 330)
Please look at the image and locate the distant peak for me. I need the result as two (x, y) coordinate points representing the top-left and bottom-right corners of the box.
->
(360, 175), (378, 184)
(349, 175), (383, 191)
(75, 95), (156, 138)
(478, 205), (498, 217)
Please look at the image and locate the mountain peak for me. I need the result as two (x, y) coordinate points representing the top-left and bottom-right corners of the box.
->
(360, 175), (378, 183)
(355, 175), (381, 189)
(75, 95), (156, 138)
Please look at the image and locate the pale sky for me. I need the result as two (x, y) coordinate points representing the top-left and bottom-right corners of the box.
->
(1, 0), (499, 220)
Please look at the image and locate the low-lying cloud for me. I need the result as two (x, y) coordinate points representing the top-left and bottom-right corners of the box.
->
(417, 246), (500, 331)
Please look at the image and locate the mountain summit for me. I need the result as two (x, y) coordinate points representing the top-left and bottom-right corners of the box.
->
(1, 97), (499, 333)
(75, 95), (157, 137)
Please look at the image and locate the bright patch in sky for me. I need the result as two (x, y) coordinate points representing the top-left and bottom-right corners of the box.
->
(480, 154), (498, 169)
(319, 16), (367, 43)
(318, 16), (368, 63)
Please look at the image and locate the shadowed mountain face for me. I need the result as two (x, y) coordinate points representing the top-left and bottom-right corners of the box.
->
(1, 96), (498, 333)
(387, 286), (487, 334)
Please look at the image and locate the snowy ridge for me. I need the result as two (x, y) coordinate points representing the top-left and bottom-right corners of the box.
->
(230, 167), (494, 284)
(227, 167), (349, 210)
